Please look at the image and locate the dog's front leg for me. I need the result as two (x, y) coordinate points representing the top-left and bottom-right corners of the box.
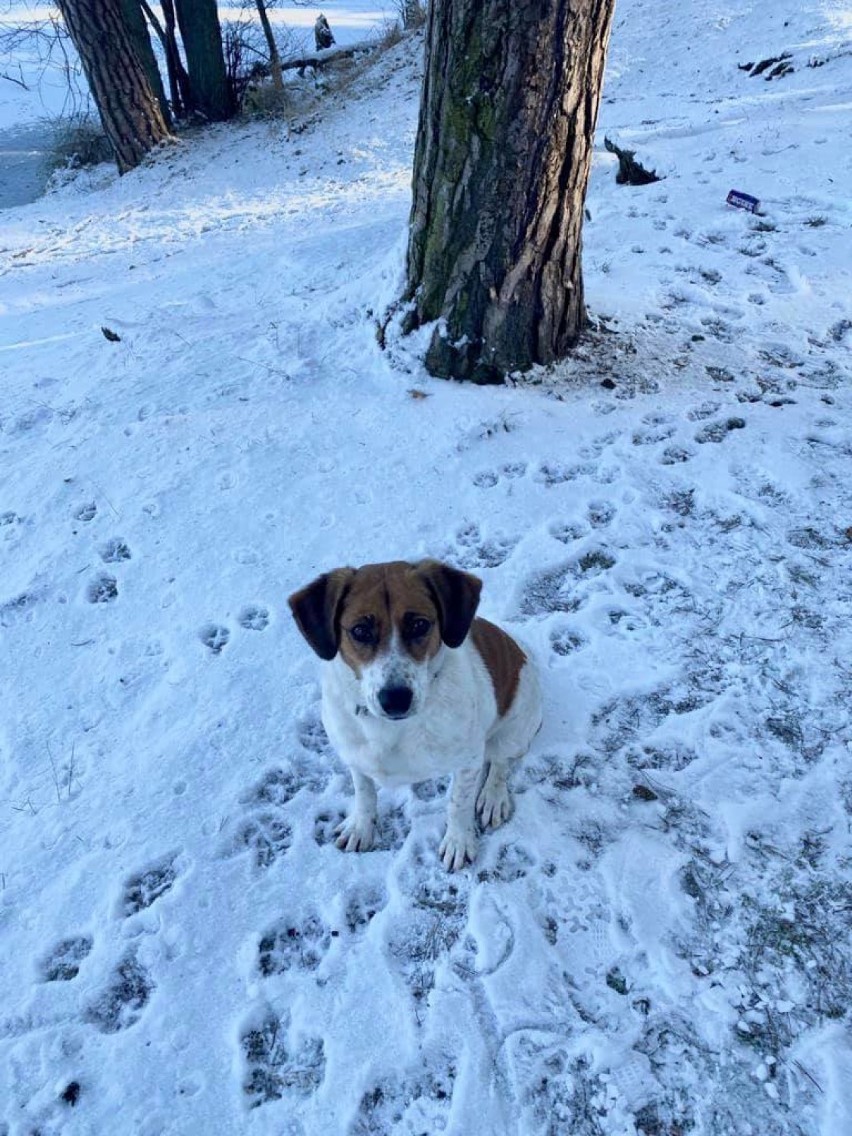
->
(439, 763), (482, 871)
(336, 768), (378, 852)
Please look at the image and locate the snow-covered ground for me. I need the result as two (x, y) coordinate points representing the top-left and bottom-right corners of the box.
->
(1, 2), (851, 1133)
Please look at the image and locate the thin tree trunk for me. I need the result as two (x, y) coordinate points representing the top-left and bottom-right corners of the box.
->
(120, 0), (171, 128)
(174, 0), (233, 121)
(255, 0), (283, 92)
(405, 0), (616, 382)
(56, 0), (174, 174)
(141, 0), (192, 118)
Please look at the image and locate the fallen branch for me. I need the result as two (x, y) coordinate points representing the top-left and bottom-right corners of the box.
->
(282, 38), (378, 74)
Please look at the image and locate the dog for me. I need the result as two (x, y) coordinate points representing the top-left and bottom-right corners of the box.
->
(288, 559), (542, 870)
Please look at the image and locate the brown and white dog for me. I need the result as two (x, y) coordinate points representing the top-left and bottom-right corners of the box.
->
(288, 559), (542, 870)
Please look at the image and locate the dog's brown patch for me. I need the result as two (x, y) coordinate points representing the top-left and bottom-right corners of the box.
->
(471, 617), (526, 717)
(337, 562), (443, 674)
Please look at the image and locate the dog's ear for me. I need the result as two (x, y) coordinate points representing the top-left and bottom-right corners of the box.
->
(416, 560), (482, 649)
(288, 568), (355, 660)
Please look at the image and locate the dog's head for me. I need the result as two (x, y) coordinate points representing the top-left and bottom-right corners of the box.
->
(288, 560), (482, 721)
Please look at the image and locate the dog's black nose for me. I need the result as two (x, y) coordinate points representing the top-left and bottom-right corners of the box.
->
(378, 685), (414, 719)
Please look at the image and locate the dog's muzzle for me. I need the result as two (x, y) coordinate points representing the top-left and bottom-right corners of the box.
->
(377, 685), (414, 720)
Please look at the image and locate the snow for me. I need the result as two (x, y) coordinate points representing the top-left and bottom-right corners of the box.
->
(1, 1), (851, 1133)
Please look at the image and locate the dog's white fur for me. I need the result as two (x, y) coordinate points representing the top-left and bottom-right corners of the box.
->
(321, 620), (542, 872)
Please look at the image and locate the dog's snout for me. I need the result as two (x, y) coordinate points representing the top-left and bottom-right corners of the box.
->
(377, 685), (414, 719)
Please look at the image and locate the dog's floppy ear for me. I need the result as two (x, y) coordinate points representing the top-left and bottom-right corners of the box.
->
(288, 568), (355, 660)
(416, 559), (482, 649)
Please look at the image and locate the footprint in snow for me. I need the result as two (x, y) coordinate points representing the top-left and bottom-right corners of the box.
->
(85, 952), (153, 1033)
(238, 604), (269, 632)
(443, 521), (517, 570)
(472, 461), (527, 489)
(74, 502), (97, 523)
(227, 813), (293, 870)
(258, 913), (332, 977)
(695, 417), (746, 444)
(352, 1059), (456, 1136)
(550, 520), (589, 545)
(40, 934), (94, 982)
(659, 444), (695, 465)
(241, 1008), (325, 1108)
(550, 627), (587, 657)
(343, 883), (387, 935)
(121, 854), (179, 917)
(86, 573), (118, 604)
(99, 538), (131, 563)
(200, 623), (230, 654)
(587, 501), (616, 529)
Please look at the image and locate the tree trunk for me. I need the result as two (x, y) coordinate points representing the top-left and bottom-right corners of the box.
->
(255, 1), (283, 92)
(142, 0), (193, 118)
(120, 0), (171, 128)
(56, 0), (174, 174)
(174, 0), (233, 121)
(404, 0), (616, 383)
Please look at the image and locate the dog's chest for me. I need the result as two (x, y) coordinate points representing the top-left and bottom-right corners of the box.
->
(344, 713), (479, 786)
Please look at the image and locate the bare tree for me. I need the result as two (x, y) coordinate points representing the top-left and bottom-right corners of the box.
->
(254, 1), (283, 92)
(55, 0), (173, 173)
(403, 0), (616, 382)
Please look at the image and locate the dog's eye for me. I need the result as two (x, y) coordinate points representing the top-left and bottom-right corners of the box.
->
(349, 623), (376, 645)
(407, 617), (432, 640)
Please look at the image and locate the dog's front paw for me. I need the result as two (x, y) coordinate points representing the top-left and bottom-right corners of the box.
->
(335, 814), (376, 853)
(438, 825), (478, 872)
(477, 778), (511, 829)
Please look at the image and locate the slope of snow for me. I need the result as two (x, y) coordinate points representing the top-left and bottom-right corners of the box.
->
(1, 3), (850, 1134)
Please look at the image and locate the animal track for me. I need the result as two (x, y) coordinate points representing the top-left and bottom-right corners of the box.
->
(122, 855), (178, 917)
(660, 444), (694, 465)
(387, 870), (469, 1003)
(344, 884), (387, 934)
(519, 564), (582, 617)
(99, 538), (131, 563)
(85, 953), (153, 1033)
(695, 417), (746, 444)
(86, 573), (118, 604)
(313, 809), (347, 846)
(200, 623), (230, 654)
(242, 767), (302, 809)
(550, 521), (588, 545)
(238, 605), (269, 631)
(241, 1009), (325, 1108)
(534, 461), (574, 486)
(230, 813), (293, 869)
(258, 914), (331, 976)
(74, 502), (97, 523)
(352, 1059), (456, 1136)
(587, 502), (616, 528)
(297, 713), (331, 756)
(550, 627), (587, 656)
(472, 462), (528, 489)
(632, 415), (676, 446)
(445, 522), (517, 569)
(40, 934), (93, 982)
(479, 842), (534, 883)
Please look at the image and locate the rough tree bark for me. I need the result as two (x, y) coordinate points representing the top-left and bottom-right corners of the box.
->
(56, 0), (174, 174)
(404, 0), (616, 383)
(174, 0), (233, 121)
(120, 0), (171, 128)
